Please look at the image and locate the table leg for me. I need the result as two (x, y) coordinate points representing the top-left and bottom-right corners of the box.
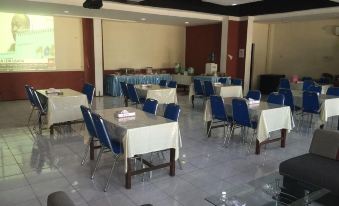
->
(191, 95), (194, 107)
(49, 125), (54, 135)
(207, 121), (211, 137)
(169, 148), (175, 176)
(281, 129), (286, 148)
(125, 158), (132, 189)
(337, 117), (339, 130)
(124, 97), (128, 107)
(90, 140), (94, 160)
(255, 139), (260, 155)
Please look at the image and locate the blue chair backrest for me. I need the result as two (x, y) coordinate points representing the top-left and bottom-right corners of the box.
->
(232, 98), (251, 127)
(82, 83), (95, 105)
(302, 91), (320, 114)
(246, 90), (261, 101)
(80, 105), (97, 138)
(24, 85), (36, 107)
(143, 99), (158, 114)
(307, 85), (321, 94)
(120, 82), (129, 98)
(164, 103), (181, 121)
(159, 80), (167, 87)
(168, 81), (177, 88)
(303, 80), (314, 91)
(267, 92), (285, 105)
(127, 84), (140, 104)
(319, 77), (330, 84)
(210, 95), (227, 121)
(326, 87), (339, 96)
(302, 77), (312, 81)
(231, 79), (242, 86)
(91, 112), (123, 154)
(279, 78), (290, 89)
(204, 81), (215, 97)
(31, 89), (46, 114)
(218, 78), (227, 84)
(279, 89), (295, 111)
(193, 79), (204, 95)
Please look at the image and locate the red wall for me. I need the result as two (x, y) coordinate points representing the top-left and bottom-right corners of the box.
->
(226, 20), (248, 79)
(185, 23), (222, 75)
(0, 71), (84, 101)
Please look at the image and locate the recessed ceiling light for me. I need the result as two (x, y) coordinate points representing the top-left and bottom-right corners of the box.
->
(64, 10), (70, 13)
(141, 18), (146, 21)
(185, 21), (190, 24)
(232, 3), (237, 6)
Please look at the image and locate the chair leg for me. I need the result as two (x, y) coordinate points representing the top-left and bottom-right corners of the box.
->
(104, 155), (119, 192)
(191, 95), (194, 108)
(177, 159), (183, 170)
(91, 147), (104, 179)
(27, 107), (34, 127)
(207, 120), (213, 137)
(81, 138), (92, 166)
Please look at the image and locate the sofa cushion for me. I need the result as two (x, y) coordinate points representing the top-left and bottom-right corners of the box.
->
(309, 129), (339, 160)
(279, 153), (339, 195)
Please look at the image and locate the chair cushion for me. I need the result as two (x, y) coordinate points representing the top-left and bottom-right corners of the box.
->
(279, 153), (339, 195)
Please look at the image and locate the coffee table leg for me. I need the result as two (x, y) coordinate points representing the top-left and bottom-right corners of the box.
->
(169, 148), (175, 176)
(255, 140), (260, 154)
(281, 129), (286, 148)
(125, 158), (132, 189)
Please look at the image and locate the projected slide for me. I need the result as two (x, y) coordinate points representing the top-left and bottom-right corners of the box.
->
(0, 12), (55, 71)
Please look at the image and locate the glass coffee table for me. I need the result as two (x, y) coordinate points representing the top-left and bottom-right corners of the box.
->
(205, 172), (329, 206)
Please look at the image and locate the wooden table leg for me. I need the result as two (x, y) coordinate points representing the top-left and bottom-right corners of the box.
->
(169, 148), (175, 176)
(124, 97), (128, 107)
(191, 95), (194, 108)
(125, 158), (132, 189)
(90, 139), (94, 160)
(207, 121), (211, 137)
(49, 125), (54, 135)
(281, 129), (286, 148)
(337, 118), (339, 130)
(255, 139), (260, 155)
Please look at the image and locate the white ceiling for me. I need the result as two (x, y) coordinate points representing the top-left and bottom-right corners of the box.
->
(202, 0), (262, 6)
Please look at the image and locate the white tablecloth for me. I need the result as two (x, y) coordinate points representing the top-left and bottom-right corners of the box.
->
(96, 107), (180, 172)
(188, 84), (242, 102)
(37, 89), (88, 127)
(290, 82), (331, 94)
(171, 74), (192, 86)
(135, 84), (177, 104)
(204, 98), (293, 143)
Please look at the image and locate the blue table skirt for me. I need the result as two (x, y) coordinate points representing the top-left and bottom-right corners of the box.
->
(105, 74), (172, 96)
(193, 76), (231, 84)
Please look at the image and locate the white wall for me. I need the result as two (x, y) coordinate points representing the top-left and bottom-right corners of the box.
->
(102, 20), (186, 70)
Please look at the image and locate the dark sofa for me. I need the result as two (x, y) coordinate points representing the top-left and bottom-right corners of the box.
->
(279, 129), (339, 204)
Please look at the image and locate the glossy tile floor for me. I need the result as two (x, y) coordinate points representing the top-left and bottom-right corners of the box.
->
(0, 94), (335, 206)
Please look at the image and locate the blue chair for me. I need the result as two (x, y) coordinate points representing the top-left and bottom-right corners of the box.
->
(159, 80), (167, 87)
(192, 79), (204, 108)
(279, 89), (299, 113)
(204, 81), (215, 97)
(300, 91), (320, 129)
(208, 96), (232, 145)
(302, 77), (313, 81)
(164, 103), (181, 121)
(246, 90), (261, 101)
(91, 112), (123, 192)
(24, 85), (38, 126)
(168, 81), (177, 88)
(82, 83), (95, 106)
(302, 80), (314, 91)
(279, 78), (290, 89)
(319, 77), (330, 84)
(218, 78), (227, 84)
(142, 99), (158, 115)
(326, 87), (339, 96)
(267, 92), (285, 105)
(120, 82), (129, 107)
(127, 84), (145, 107)
(307, 85), (321, 94)
(231, 98), (257, 147)
(80, 105), (99, 165)
(31, 89), (47, 133)
(231, 79), (242, 86)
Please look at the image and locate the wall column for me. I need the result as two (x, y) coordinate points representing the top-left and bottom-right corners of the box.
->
(243, 17), (254, 94)
(93, 18), (103, 96)
(220, 17), (229, 74)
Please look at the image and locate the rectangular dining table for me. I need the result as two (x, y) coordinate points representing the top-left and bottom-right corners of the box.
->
(204, 97), (294, 154)
(37, 88), (88, 134)
(94, 107), (180, 189)
(188, 84), (243, 103)
(135, 84), (178, 104)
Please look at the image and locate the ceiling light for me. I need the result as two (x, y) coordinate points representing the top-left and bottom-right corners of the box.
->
(141, 18), (146, 21)
(185, 21), (190, 24)
(232, 3), (237, 6)
(64, 10), (70, 14)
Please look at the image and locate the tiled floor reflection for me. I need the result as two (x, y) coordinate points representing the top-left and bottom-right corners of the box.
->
(0, 94), (334, 206)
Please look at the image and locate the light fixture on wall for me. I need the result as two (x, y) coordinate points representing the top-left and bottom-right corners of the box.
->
(83, 0), (103, 9)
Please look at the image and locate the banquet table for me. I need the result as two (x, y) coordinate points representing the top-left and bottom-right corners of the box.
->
(193, 76), (231, 84)
(95, 107), (180, 189)
(204, 97), (294, 154)
(171, 74), (192, 86)
(135, 84), (178, 104)
(290, 82), (331, 94)
(105, 74), (171, 96)
(292, 90), (339, 125)
(37, 89), (88, 133)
